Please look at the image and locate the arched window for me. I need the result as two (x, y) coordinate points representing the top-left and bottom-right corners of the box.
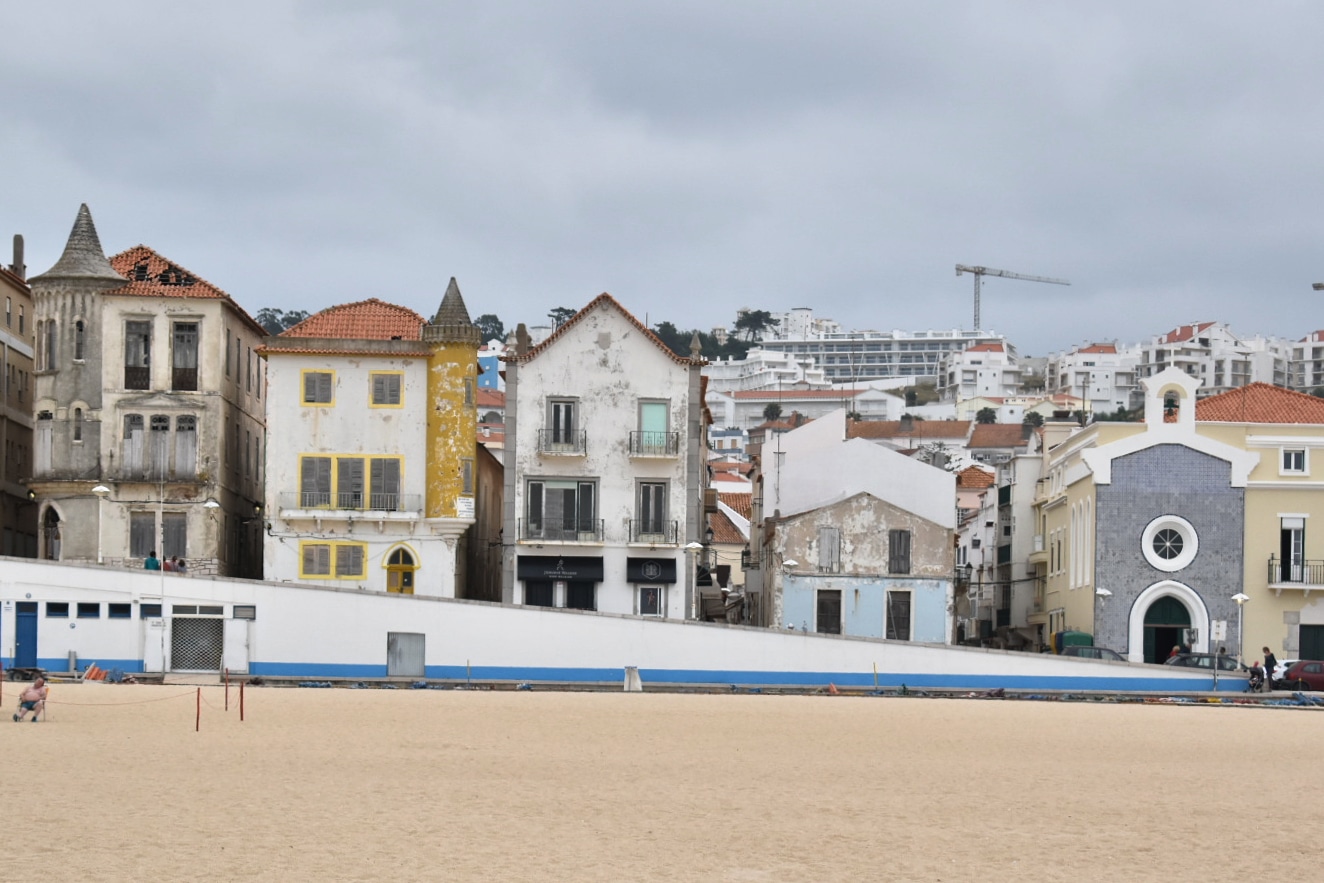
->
(123, 414), (145, 475)
(74, 320), (86, 360)
(73, 408), (83, 442)
(42, 507), (61, 560)
(385, 547), (417, 594)
(45, 319), (57, 369)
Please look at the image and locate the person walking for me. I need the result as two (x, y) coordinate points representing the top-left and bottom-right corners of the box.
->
(1263, 646), (1279, 689)
(144, 550), (161, 571)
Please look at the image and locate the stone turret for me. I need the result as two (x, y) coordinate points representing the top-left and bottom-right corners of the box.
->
(422, 277), (482, 346)
(30, 204), (126, 285)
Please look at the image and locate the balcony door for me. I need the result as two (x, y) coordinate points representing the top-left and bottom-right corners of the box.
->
(1281, 517), (1305, 582)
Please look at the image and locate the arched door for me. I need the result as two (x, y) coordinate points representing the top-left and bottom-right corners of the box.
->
(1143, 595), (1191, 663)
(386, 548), (417, 594)
(42, 508), (61, 560)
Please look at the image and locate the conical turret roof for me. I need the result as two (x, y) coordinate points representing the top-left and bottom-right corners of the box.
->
(423, 277), (481, 345)
(30, 204), (126, 284)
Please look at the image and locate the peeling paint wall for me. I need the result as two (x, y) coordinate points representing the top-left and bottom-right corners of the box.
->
(425, 340), (478, 520)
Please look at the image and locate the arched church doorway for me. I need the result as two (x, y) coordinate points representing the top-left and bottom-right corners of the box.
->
(1143, 595), (1191, 663)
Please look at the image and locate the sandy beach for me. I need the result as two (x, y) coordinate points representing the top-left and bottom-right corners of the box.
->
(4, 681), (1319, 882)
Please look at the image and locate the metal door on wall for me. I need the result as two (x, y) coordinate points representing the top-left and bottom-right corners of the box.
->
(223, 620), (250, 674)
(143, 617), (166, 673)
(171, 617), (224, 671)
(15, 602), (38, 667)
(387, 632), (425, 677)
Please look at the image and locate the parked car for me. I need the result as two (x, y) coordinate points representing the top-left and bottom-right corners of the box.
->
(1163, 653), (1246, 672)
(1272, 659), (1300, 686)
(1280, 660), (1324, 691)
(1063, 646), (1125, 661)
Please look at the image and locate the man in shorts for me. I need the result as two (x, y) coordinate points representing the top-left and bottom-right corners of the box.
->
(14, 677), (47, 723)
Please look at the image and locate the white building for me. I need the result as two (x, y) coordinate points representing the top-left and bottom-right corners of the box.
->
(501, 294), (707, 620)
(1045, 342), (1140, 415)
(704, 347), (827, 394)
(1136, 322), (1288, 396)
(708, 386), (903, 429)
(261, 286), (482, 597)
(937, 342), (1022, 402)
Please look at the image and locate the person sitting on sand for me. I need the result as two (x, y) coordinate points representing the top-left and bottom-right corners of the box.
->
(14, 677), (47, 723)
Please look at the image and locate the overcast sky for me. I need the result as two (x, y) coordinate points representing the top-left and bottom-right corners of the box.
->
(4, 3), (1322, 355)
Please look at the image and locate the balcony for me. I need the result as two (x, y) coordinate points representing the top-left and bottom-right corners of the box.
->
(1028, 534), (1047, 565)
(172, 367), (198, 391)
(518, 518), (604, 543)
(124, 365), (150, 390)
(279, 491), (422, 515)
(538, 429), (587, 456)
(628, 519), (679, 545)
(628, 431), (680, 457)
(1267, 556), (1324, 596)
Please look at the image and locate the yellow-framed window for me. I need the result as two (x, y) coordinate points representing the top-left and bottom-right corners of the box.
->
(301, 370), (335, 405)
(369, 371), (404, 407)
(299, 541), (367, 579)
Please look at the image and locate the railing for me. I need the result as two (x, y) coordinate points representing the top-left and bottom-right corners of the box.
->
(172, 367), (198, 391)
(628, 431), (680, 457)
(538, 429), (587, 455)
(518, 518), (604, 543)
(280, 491), (422, 512)
(1267, 555), (1324, 585)
(124, 365), (150, 390)
(628, 519), (678, 544)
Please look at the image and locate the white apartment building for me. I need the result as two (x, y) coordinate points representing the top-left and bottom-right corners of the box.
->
(1045, 343), (1140, 415)
(1288, 331), (1324, 393)
(1135, 322), (1288, 396)
(704, 347), (827, 394)
(937, 342), (1022, 402)
(501, 294), (706, 620)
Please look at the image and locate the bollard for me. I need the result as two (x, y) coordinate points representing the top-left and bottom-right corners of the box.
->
(195, 687), (201, 732)
(624, 666), (643, 692)
(240, 680), (245, 722)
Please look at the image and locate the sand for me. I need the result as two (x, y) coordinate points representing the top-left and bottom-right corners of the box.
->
(4, 681), (1318, 882)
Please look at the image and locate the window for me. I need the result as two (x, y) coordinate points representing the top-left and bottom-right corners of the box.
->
(141, 603), (163, 618)
(370, 372), (403, 406)
(130, 512), (156, 558)
(4, 296), (8, 326)
(816, 589), (842, 634)
(123, 414), (145, 475)
(634, 400), (674, 455)
(225, 328), (231, 376)
(73, 408), (82, 442)
(75, 320), (85, 360)
(1141, 515), (1198, 572)
(299, 542), (366, 579)
(888, 529), (912, 575)
(524, 581), (555, 607)
(636, 481), (668, 540)
(149, 415), (170, 477)
(886, 591), (912, 640)
(300, 456), (332, 507)
(175, 416), (197, 476)
(526, 478), (597, 541)
(1279, 517), (1306, 582)
(234, 605), (257, 620)
(566, 583), (596, 610)
(34, 411), (52, 474)
(108, 603), (132, 619)
(245, 429), (252, 479)
(43, 319), (57, 370)
(18, 304), (23, 334)
(235, 338), (241, 384)
(386, 548), (416, 594)
(162, 512), (187, 559)
(818, 527), (841, 572)
(47, 602), (69, 618)
(172, 322), (198, 390)
(77, 602), (100, 618)
(246, 347), (253, 392)
(545, 398), (580, 451)
(461, 459), (474, 496)
(369, 458), (402, 509)
(124, 320), (151, 389)
(638, 586), (664, 617)
(464, 378), (475, 407)
(302, 370), (334, 404)
(1282, 448), (1307, 475)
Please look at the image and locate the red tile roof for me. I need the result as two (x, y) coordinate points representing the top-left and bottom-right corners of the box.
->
(712, 472), (751, 486)
(507, 293), (701, 367)
(1078, 343), (1117, 354)
(965, 342), (1005, 353)
(968, 423), (1031, 449)
(1196, 383), (1324, 424)
(719, 493), (752, 518)
(847, 419), (971, 441)
(1160, 322), (1216, 344)
(709, 509), (747, 545)
(956, 466), (996, 489)
(108, 246), (264, 334)
(282, 298), (426, 341)
(476, 388), (505, 409)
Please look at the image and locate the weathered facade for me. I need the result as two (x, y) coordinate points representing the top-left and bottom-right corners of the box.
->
(1, 233), (36, 556)
(28, 205), (267, 577)
(501, 294), (707, 619)
(261, 285), (482, 596)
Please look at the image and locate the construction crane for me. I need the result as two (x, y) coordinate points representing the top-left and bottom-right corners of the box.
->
(955, 264), (1070, 331)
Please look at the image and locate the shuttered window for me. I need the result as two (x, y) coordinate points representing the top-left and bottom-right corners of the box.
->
(302, 543), (331, 576)
(818, 527), (841, 572)
(162, 512), (187, 559)
(302, 371), (334, 404)
(336, 544), (365, 578)
(300, 457), (332, 507)
(888, 529), (911, 575)
(370, 372), (402, 406)
(338, 458), (365, 509)
(370, 458), (401, 509)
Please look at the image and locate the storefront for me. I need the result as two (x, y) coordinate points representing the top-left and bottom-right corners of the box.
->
(516, 555), (604, 610)
(626, 556), (677, 617)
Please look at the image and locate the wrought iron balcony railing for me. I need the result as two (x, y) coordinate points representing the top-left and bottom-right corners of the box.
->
(628, 519), (678, 544)
(1268, 555), (1324, 585)
(628, 431), (680, 457)
(538, 429), (587, 455)
(518, 518), (604, 543)
(280, 491), (422, 513)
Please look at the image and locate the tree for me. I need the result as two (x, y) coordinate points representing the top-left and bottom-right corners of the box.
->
(548, 307), (576, 329)
(1311, 387), (1324, 398)
(255, 308), (311, 335)
(734, 309), (776, 341)
(1022, 411), (1045, 427)
(474, 314), (505, 344)
(762, 403), (783, 422)
(976, 407), (998, 424)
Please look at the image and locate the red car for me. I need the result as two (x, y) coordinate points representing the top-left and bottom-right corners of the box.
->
(1281, 660), (1324, 691)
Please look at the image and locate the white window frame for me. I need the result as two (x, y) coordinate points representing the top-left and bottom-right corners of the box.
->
(1280, 447), (1308, 476)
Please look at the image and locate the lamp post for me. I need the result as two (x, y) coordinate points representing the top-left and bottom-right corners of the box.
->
(92, 484), (110, 564)
(684, 541), (704, 620)
(1232, 593), (1250, 666)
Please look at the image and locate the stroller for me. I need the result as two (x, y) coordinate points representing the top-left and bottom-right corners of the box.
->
(1245, 662), (1265, 693)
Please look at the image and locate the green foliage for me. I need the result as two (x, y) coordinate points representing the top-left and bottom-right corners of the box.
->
(1022, 411), (1045, 427)
(255, 308), (310, 335)
(734, 309), (776, 341)
(762, 403), (783, 422)
(900, 382), (939, 407)
(474, 314), (505, 343)
(548, 307), (576, 329)
(651, 323), (750, 360)
(976, 407), (998, 424)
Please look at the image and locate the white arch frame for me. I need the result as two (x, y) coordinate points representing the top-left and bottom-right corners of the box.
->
(1127, 580), (1210, 662)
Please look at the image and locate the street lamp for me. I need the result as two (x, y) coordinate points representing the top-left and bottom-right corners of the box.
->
(92, 484), (110, 565)
(684, 541), (704, 620)
(1232, 593), (1250, 665)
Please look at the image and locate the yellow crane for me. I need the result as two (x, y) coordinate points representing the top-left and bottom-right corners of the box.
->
(956, 264), (1070, 331)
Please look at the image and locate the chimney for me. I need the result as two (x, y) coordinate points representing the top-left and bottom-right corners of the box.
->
(514, 323), (531, 356)
(9, 234), (24, 280)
